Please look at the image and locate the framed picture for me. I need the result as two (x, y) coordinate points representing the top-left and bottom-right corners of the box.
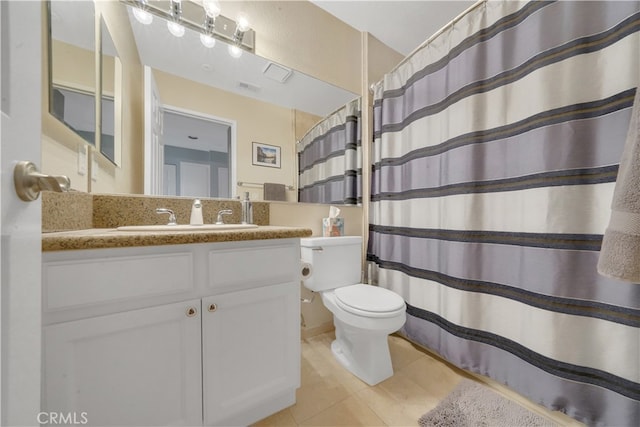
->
(252, 142), (281, 168)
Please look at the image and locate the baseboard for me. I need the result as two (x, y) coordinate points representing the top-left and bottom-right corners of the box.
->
(301, 322), (334, 340)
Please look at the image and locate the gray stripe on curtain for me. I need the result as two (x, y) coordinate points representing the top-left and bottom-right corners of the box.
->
(368, 228), (640, 309)
(298, 173), (361, 205)
(372, 165), (618, 200)
(369, 258), (639, 326)
(299, 117), (359, 172)
(402, 314), (639, 426)
(378, 3), (640, 128)
(373, 89), (636, 154)
(371, 107), (632, 195)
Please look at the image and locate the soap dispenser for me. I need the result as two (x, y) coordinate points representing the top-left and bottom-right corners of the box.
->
(190, 199), (204, 225)
(241, 192), (253, 224)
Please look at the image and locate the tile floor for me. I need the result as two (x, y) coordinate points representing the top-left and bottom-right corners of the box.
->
(254, 331), (583, 427)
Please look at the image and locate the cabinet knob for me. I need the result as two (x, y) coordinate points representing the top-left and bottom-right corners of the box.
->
(186, 307), (197, 317)
(208, 303), (217, 312)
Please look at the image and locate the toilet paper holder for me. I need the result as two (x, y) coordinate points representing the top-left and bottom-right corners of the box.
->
(301, 292), (316, 304)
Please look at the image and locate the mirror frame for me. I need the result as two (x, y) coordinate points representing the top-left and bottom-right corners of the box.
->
(98, 15), (121, 166)
(47, 0), (98, 152)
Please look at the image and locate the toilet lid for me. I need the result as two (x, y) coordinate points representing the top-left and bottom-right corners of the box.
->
(334, 284), (405, 315)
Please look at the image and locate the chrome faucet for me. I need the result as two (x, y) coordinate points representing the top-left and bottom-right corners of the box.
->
(156, 208), (177, 225)
(215, 209), (233, 225)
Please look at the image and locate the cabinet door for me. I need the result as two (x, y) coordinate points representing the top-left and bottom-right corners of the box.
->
(43, 300), (202, 426)
(202, 283), (299, 426)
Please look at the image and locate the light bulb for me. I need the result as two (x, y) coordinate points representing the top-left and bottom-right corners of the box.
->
(132, 7), (153, 25)
(200, 33), (216, 48)
(202, 0), (221, 17)
(228, 44), (243, 59)
(167, 21), (185, 37)
(236, 13), (250, 32)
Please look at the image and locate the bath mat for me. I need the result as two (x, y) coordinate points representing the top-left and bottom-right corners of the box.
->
(418, 379), (557, 427)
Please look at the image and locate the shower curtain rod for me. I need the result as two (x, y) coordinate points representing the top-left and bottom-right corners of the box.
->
(370, 0), (486, 93)
(297, 96), (361, 144)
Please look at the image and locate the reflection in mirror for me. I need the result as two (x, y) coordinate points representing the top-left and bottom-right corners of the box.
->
(162, 109), (231, 198)
(100, 18), (120, 165)
(298, 97), (362, 206)
(48, 0), (96, 147)
(127, 1), (357, 203)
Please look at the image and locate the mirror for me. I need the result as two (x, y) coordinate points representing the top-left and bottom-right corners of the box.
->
(130, 0), (358, 203)
(100, 18), (120, 165)
(46, 0), (360, 204)
(48, 0), (96, 147)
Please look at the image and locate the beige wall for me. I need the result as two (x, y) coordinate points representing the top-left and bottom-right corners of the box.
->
(294, 109), (322, 141)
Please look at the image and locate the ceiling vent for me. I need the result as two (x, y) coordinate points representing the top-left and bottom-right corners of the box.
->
(262, 62), (292, 83)
(238, 81), (261, 92)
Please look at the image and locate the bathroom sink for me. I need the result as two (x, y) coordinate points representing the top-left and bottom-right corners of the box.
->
(116, 224), (259, 232)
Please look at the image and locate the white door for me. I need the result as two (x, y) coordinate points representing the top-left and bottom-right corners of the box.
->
(144, 66), (164, 195)
(0, 1), (43, 424)
(179, 161), (210, 197)
(43, 300), (203, 426)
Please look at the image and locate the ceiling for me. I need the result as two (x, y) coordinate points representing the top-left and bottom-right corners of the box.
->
(311, 1), (476, 56)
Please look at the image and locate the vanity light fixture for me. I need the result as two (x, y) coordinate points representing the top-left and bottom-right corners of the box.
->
(200, 9), (217, 48)
(228, 13), (250, 58)
(166, 0), (185, 38)
(123, 0), (255, 57)
(132, 0), (153, 25)
(202, 0), (221, 19)
(228, 44), (243, 59)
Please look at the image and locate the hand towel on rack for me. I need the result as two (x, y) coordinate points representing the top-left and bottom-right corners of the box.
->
(597, 87), (640, 283)
(263, 183), (287, 201)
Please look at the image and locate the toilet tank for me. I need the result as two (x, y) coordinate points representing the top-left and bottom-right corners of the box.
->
(300, 236), (362, 291)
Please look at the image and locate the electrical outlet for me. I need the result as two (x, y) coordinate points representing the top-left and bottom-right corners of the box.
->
(91, 156), (98, 181)
(77, 144), (87, 175)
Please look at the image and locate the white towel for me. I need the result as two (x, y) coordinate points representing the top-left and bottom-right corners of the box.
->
(597, 87), (640, 283)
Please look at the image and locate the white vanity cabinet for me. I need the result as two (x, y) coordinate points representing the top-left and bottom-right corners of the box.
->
(42, 238), (301, 427)
(43, 300), (203, 426)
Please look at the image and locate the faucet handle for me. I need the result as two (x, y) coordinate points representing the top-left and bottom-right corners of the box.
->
(156, 208), (177, 225)
(215, 209), (233, 225)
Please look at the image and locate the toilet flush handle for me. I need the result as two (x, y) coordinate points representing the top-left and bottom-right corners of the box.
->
(308, 246), (323, 252)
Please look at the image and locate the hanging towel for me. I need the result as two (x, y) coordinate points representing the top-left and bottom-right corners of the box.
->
(263, 183), (287, 201)
(597, 87), (640, 283)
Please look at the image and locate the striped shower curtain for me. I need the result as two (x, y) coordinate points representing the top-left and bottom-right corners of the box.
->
(298, 98), (362, 205)
(368, 1), (640, 425)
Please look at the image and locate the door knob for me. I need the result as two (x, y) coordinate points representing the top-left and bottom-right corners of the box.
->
(14, 161), (70, 201)
(186, 307), (198, 317)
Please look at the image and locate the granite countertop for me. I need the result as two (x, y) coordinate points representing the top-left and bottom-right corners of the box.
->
(43, 226), (313, 251)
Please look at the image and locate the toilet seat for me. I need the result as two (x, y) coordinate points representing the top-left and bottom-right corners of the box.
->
(334, 284), (406, 318)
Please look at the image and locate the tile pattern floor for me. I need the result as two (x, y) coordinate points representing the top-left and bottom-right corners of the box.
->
(254, 332), (583, 426)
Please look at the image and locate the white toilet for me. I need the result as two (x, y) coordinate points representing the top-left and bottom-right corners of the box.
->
(300, 236), (406, 385)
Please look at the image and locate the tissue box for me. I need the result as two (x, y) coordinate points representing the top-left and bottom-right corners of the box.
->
(322, 218), (344, 237)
